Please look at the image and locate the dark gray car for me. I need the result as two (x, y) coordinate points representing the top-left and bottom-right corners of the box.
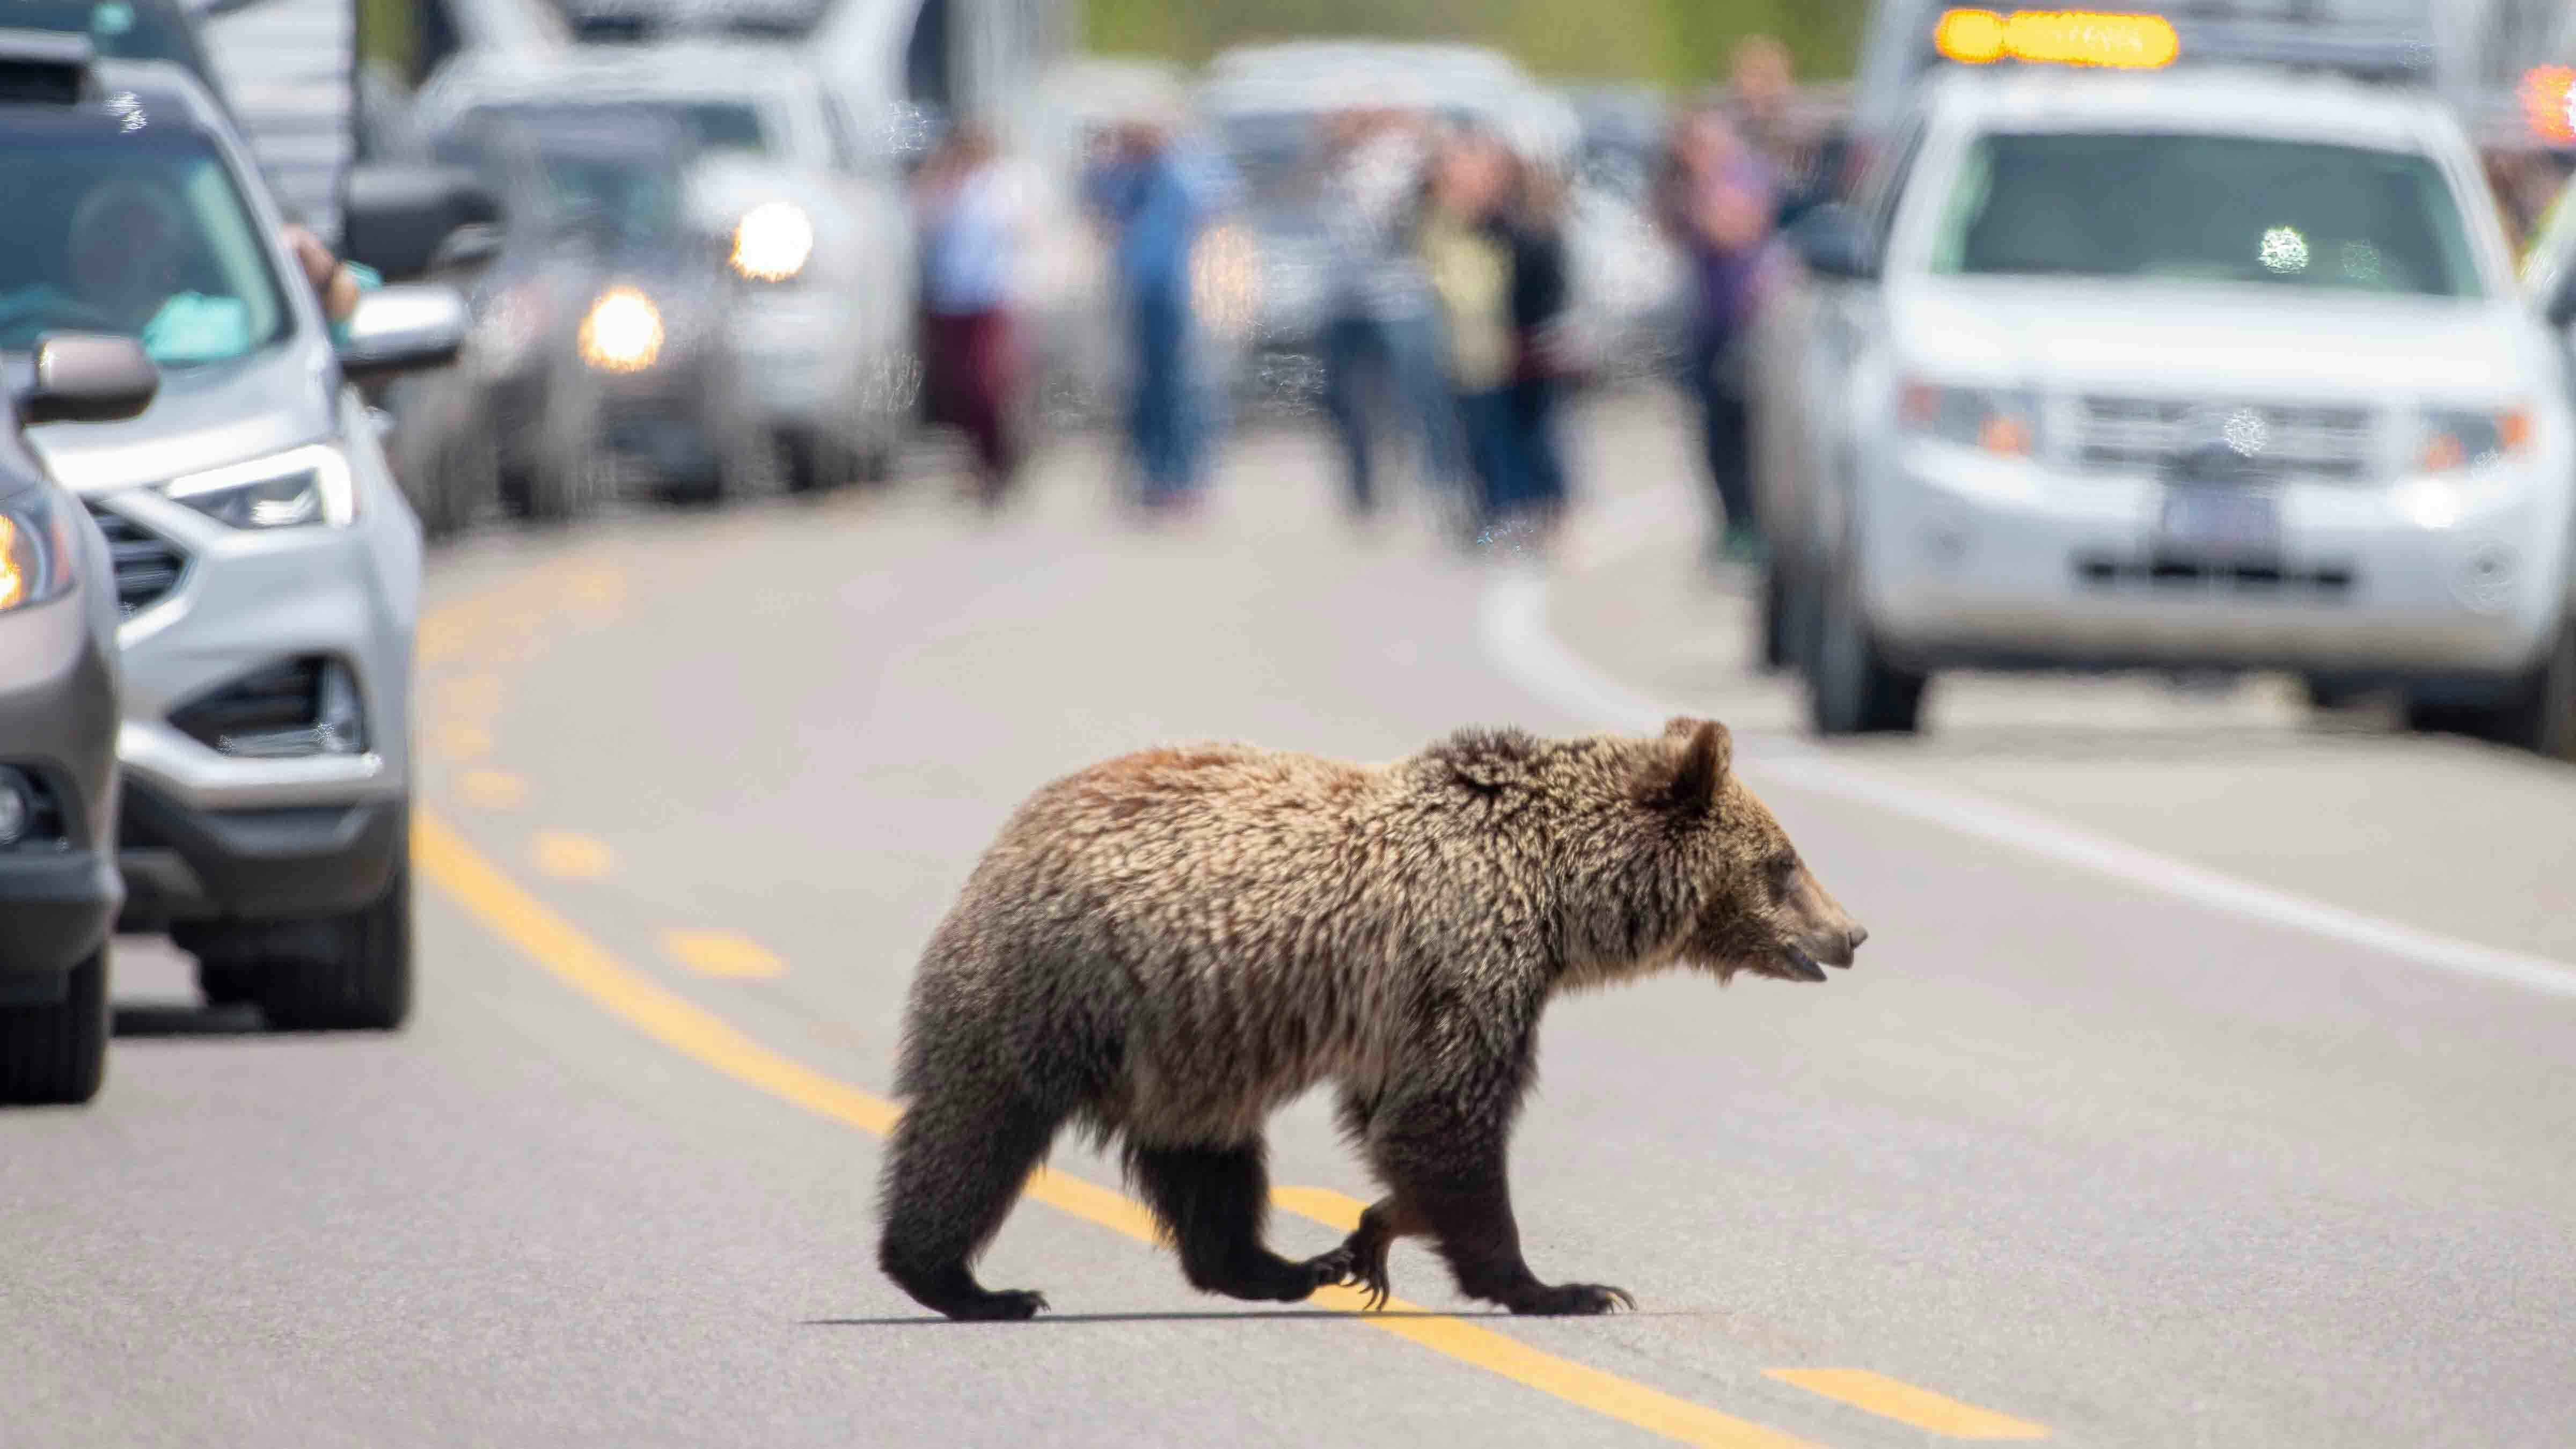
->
(0, 333), (159, 1105)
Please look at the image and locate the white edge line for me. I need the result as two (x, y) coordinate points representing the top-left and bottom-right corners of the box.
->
(1477, 567), (2576, 1001)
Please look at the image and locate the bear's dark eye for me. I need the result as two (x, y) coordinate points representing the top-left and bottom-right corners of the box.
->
(1763, 853), (1801, 897)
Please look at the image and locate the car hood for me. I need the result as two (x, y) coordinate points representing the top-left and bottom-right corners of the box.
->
(1891, 279), (2555, 403)
(25, 340), (338, 496)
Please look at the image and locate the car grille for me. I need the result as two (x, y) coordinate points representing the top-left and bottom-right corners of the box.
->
(2072, 396), (2379, 482)
(85, 503), (190, 618)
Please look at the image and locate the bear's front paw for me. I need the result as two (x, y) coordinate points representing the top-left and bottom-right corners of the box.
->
(1507, 1282), (1635, 1316)
(1303, 1239), (1394, 1312)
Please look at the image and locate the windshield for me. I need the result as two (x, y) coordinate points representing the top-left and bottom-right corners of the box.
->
(1218, 111), (1320, 206)
(537, 147), (689, 249)
(1, 0), (204, 70)
(0, 118), (290, 365)
(465, 98), (775, 158)
(1927, 131), (2483, 299)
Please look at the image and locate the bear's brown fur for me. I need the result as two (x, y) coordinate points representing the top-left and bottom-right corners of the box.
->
(877, 717), (1865, 1320)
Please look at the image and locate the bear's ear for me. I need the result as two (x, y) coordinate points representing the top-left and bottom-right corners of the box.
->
(1662, 715), (1708, 741)
(1649, 719), (1731, 815)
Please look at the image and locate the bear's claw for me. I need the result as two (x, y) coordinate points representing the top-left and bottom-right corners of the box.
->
(1303, 1240), (1394, 1312)
(1510, 1283), (1635, 1316)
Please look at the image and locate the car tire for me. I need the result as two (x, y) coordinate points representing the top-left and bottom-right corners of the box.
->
(1809, 540), (1927, 736)
(2410, 617), (2576, 761)
(254, 848), (413, 1034)
(197, 959), (258, 1008)
(1757, 559), (1794, 672)
(780, 427), (840, 495)
(0, 950), (108, 1106)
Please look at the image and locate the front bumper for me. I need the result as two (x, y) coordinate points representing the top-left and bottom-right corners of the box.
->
(0, 555), (121, 977)
(1863, 442), (2566, 676)
(118, 777), (402, 930)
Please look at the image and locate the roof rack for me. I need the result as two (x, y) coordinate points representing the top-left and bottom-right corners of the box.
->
(0, 28), (101, 105)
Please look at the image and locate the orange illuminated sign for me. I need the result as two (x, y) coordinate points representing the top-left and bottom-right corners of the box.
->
(2520, 65), (2575, 146)
(1935, 9), (2181, 70)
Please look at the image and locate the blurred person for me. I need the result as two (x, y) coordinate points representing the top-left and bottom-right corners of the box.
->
(916, 127), (1033, 509)
(1502, 148), (1577, 550)
(1726, 35), (1829, 231)
(1084, 109), (1237, 522)
(1656, 102), (1782, 567)
(1417, 129), (1524, 545)
(1312, 106), (1458, 522)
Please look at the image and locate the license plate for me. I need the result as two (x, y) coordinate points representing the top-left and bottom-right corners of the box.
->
(2156, 488), (2280, 563)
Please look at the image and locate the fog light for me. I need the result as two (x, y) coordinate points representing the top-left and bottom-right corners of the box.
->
(316, 661), (364, 756)
(0, 768), (31, 846)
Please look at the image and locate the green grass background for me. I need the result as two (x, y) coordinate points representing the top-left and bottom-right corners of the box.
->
(1085, 0), (1867, 87)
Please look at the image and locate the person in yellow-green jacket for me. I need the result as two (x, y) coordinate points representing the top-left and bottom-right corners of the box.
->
(1418, 129), (1521, 545)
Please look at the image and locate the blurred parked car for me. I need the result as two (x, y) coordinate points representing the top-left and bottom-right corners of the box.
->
(6, 45), (483, 1028)
(0, 334), (159, 1105)
(1763, 60), (2576, 757)
(418, 40), (921, 493)
(430, 104), (759, 509)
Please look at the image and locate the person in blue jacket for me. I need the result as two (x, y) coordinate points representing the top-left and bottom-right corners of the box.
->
(1083, 108), (1238, 521)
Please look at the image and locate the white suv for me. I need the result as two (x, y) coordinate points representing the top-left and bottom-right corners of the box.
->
(1759, 63), (2575, 753)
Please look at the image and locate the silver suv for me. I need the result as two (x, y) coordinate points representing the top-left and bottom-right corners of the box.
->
(8, 46), (479, 1028)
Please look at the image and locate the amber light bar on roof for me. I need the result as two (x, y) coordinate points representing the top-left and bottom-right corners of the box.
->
(1934, 9), (2182, 70)
(2520, 65), (2576, 147)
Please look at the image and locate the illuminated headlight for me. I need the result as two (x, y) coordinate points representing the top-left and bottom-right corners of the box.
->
(731, 202), (814, 282)
(1899, 380), (2041, 457)
(2414, 406), (2533, 473)
(0, 492), (78, 613)
(164, 443), (357, 530)
(579, 287), (664, 373)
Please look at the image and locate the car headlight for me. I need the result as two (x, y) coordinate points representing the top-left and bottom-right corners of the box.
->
(731, 202), (814, 282)
(0, 492), (79, 613)
(2416, 406), (2533, 473)
(1899, 380), (2042, 458)
(579, 287), (664, 374)
(164, 443), (357, 530)
(1193, 224), (1262, 340)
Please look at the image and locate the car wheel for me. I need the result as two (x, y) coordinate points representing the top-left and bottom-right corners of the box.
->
(255, 845), (413, 1033)
(0, 950), (108, 1106)
(1809, 538), (1927, 736)
(1757, 559), (1793, 672)
(2412, 617), (2576, 760)
(197, 958), (258, 1007)
(780, 427), (838, 495)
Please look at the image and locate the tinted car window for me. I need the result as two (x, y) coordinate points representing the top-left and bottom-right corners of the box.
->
(1928, 132), (2482, 299)
(0, 112), (290, 364)
(2, 0), (208, 75)
(537, 148), (687, 249)
(463, 98), (774, 158)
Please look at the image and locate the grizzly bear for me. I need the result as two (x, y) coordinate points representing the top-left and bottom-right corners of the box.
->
(876, 716), (1865, 1321)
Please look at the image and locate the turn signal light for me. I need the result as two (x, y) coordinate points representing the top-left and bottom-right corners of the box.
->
(1935, 9), (2180, 70)
(1979, 415), (2033, 457)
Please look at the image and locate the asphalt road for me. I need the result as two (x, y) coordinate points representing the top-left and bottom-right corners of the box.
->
(7, 398), (2573, 1448)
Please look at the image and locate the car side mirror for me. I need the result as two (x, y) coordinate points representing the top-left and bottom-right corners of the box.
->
(336, 284), (471, 383)
(341, 163), (506, 282)
(17, 333), (157, 426)
(1792, 203), (1874, 282)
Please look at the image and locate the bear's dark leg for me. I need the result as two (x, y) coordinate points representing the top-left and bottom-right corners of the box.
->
(1370, 1092), (1634, 1317)
(877, 1089), (1067, 1321)
(1127, 1140), (1332, 1304)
